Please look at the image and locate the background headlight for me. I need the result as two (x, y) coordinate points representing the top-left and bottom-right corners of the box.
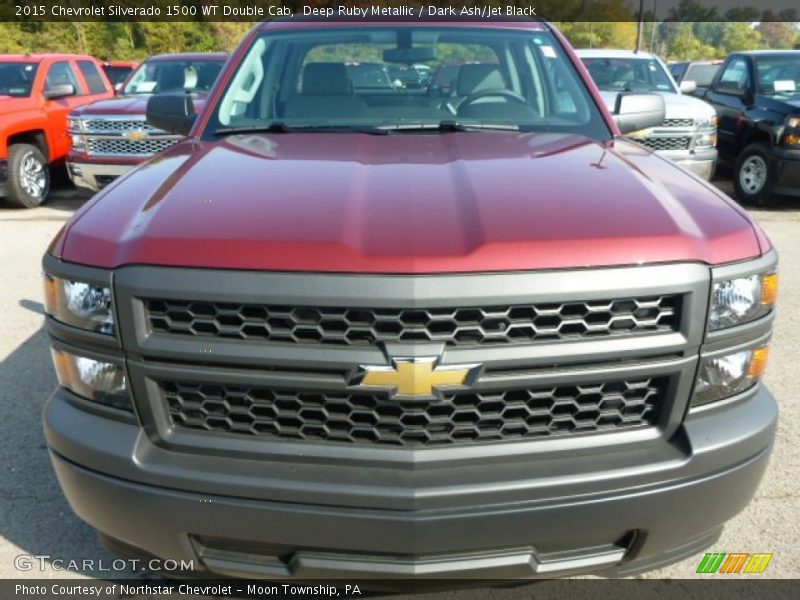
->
(693, 345), (769, 406)
(694, 131), (717, 147)
(44, 274), (115, 335)
(52, 349), (131, 411)
(70, 134), (87, 152)
(696, 115), (718, 128)
(67, 117), (85, 132)
(783, 117), (800, 146)
(708, 272), (778, 331)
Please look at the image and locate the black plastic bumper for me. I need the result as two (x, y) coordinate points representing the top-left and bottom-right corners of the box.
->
(772, 146), (800, 197)
(44, 385), (777, 581)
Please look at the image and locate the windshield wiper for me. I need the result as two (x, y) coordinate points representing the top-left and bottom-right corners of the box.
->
(382, 121), (520, 133)
(214, 122), (391, 136)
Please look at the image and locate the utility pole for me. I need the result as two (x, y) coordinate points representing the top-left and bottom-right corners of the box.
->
(635, 0), (645, 53)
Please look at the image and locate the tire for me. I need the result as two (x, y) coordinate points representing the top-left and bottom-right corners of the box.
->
(733, 143), (776, 207)
(5, 143), (50, 208)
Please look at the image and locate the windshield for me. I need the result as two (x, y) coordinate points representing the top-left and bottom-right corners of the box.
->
(755, 56), (800, 97)
(581, 57), (676, 93)
(103, 65), (134, 87)
(685, 63), (721, 87)
(123, 59), (223, 95)
(207, 26), (610, 139)
(0, 62), (38, 97)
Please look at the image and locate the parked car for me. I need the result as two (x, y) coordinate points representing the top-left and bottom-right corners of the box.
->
(669, 59), (724, 99)
(0, 54), (113, 207)
(101, 60), (139, 89)
(578, 49), (718, 180)
(699, 50), (800, 205)
(43, 19), (777, 585)
(66, 52), (226, 192)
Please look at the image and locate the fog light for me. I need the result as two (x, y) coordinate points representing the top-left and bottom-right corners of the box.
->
(692, 345), (769, 406)
(51, 348), (131, 411)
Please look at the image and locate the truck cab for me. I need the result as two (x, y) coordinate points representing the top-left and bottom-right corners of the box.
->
(0, 54), (113, 207)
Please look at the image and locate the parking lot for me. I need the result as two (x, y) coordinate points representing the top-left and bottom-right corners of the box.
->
(0, 177), (797, 592)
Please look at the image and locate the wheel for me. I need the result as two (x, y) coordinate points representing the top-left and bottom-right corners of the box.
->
(5, 143), (50, 208)
(733, 143), (775, 207)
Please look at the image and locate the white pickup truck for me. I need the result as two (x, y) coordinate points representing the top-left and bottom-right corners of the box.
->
(578, 49), (718, 180)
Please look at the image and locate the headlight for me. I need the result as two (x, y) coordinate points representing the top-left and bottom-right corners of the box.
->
(67, 117), (85, 132)
(694, 131), (717, 147)
(43, 274), (115, 335)
(70, 134), (87, 152)
(52, 348), (131, 411)
(783, 116), (800, 146)
(692, 344), (769, 406)
(708, 271), (778, 331)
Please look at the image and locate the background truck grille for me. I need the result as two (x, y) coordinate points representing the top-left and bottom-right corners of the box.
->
(83, 120), (160, 133)
(639, 137), (692, 152)
(162, 377), (666, 447)
(661, 118), (694, 127)
(145, 295), (680, 347)
(87, 138), (179, 156)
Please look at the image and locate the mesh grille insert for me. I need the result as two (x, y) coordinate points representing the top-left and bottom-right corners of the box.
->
(162, 377), (667, 447)
(145, 296), (681, 347)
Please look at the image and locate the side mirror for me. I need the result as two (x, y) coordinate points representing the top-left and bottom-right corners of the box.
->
(146, 93), (196, 136)
(44, 83), (75, 100)
(679, 80), (697, 94)
(613, 92), (666, 135)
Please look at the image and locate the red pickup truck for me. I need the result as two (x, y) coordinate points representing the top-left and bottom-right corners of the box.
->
(43, 20), (778, 585)
(0, 54), (113, 207)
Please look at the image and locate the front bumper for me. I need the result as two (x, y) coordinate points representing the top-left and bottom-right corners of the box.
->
(44, 383), (777, 582)
(66, 159), (138, 193)
(772, 146), (800, 197)
(660, 147), (717, 181)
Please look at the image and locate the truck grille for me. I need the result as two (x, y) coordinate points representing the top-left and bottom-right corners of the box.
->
(145, 295), (681, 347)
(640, 137), (691, 152)
(87, 138), (179, 157)
(83, 120), (160, 133)
(662, 118), (694, 128)
(162, 377), (666, 447)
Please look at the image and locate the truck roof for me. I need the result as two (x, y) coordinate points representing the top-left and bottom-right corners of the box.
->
(0, 53), (100, 63)
(730, 50), (800, 57)
(147, 52), (228, 62)
(575, 49), (659, 59)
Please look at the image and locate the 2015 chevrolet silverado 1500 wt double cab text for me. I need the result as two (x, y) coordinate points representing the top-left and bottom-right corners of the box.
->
(42, 20), (778, 585)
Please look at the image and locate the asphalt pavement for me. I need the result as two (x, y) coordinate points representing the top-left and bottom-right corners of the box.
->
(0, 178), (797, 595)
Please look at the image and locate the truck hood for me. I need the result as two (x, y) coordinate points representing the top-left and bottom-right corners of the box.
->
(597, 90), (716, 121)
(70, 93), (209, 116)
(58, 132), (762, 273)
(0, 95), (35, 113)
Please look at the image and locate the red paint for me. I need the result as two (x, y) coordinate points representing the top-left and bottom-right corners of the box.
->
(58, 133), (761, 273)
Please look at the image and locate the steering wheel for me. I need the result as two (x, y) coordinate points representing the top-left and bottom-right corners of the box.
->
(458, 89), (528, 110)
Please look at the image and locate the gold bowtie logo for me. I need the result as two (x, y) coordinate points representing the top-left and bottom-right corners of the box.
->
(351, 358), (481, 400)
(123, 129), (149, 141)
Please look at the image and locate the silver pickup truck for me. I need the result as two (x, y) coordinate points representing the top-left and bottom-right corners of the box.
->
(578, 49), (718, 180)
